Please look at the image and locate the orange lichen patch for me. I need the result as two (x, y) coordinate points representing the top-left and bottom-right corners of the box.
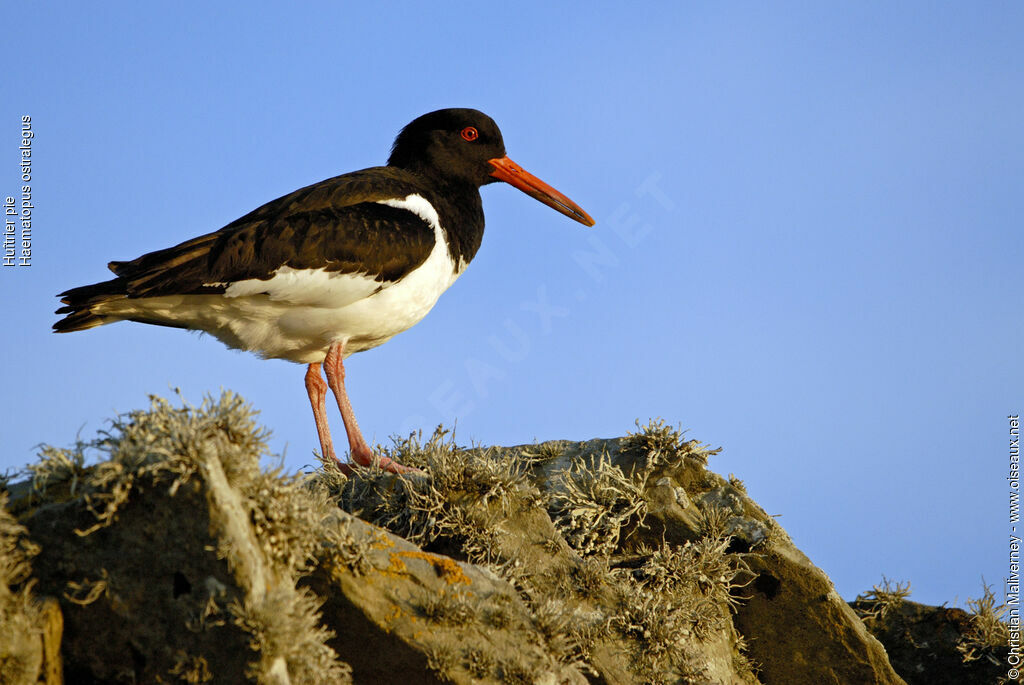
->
(396, 550), (472, 585)
(369, 530), (395, 550)
(379, 553), (409, 579)
(382, 604), (404, 631)
(381, 603), (421, 636)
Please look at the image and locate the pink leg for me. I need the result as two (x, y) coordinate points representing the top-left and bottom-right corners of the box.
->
(322, 341), (419, 474)
(305, 362), (342, 468)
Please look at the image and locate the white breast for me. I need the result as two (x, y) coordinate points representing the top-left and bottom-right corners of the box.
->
(275, 193), (464, 355)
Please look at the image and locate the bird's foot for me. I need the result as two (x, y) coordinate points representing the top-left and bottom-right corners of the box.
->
(348, 445), (422, 475)
(316, 440), (420, 476)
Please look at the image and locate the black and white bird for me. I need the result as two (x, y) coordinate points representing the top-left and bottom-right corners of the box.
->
(54, 108), (594, 473)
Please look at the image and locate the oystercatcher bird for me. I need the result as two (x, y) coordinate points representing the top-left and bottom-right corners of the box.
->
(54, 108), (593, 474)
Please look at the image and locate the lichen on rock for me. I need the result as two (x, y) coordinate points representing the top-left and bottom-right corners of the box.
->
(10, 393), (353, 684)
(0, 396), (943, 684)
(0, 492), (59, 685)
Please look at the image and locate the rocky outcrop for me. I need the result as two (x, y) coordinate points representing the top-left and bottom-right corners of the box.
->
(510, 436), (903, 684)
(0, 393), (963, 683)
(851, 583), (1016, 685)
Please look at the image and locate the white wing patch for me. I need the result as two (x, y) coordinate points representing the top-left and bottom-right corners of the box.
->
(219, 266), (383, 307)
(375, 194), (442, 232)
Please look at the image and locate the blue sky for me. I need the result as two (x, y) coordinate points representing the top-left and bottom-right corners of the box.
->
(2, 2), (1020, 608)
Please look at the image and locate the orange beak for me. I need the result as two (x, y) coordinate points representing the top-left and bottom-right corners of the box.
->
(488, 156), (595, 227)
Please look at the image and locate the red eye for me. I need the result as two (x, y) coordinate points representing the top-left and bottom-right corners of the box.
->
(460, 126), (479, 142)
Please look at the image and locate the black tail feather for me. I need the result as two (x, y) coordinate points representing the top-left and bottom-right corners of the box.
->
(53, 277), (128, 333)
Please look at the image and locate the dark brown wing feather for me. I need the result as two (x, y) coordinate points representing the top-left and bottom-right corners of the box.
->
(54, 166), (437, 331)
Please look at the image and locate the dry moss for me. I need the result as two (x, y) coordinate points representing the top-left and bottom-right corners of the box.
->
(463, 646), (496, 678)
(15, 396), (771, 683)
(527, 596), (591, 669)
(329, 427), (528, 568)
(607, 587), (694, 681)
(169, 651), (213, 683)
(600, 533), (752, 681)
(0, 493), (47, 685)
(634, 538), (747, 611)
(498, 657), (538, 685)
(564, 557), (608, 600)
(425, 643), (458, 682)
(230, 586), (351, 684)
(854, 576), (912, 626)
(325, 419), (755, 683)
(957, 581), (1011, 664)
(727, 473), (747, 493)
(485, 593), (518, 630)
(548, 450), (647, 557)
(20, 393), (355, 684)
(419, 588), (478, 626)
(26, 443), (88, 500)
(625, 418), (720, 470)
(517, 441), (566, 462)
(25, 393), (267, 536)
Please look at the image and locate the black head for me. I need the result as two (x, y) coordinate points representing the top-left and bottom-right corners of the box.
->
(388, 108), (594, 226)
(388, 108), (506, 187)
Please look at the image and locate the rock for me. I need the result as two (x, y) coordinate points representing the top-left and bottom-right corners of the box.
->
(3, 395), (588, 684)
(309, 512), (588, 684)
(493, 427), (903, 684)
(851, 585), (1016, 685)
(0, 494), (63, 685)
(13, 394), (350, 684)
(736, 546), (903, 685)
(0, 397), (939, 684)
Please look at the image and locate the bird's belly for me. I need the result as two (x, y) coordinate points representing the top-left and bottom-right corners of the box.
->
(278, 262), (460, 358)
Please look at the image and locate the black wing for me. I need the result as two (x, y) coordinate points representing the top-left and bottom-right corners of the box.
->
(57, 167), (436, 317)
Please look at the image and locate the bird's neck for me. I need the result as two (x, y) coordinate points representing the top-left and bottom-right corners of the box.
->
(419, 176), (486, 268)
